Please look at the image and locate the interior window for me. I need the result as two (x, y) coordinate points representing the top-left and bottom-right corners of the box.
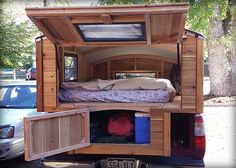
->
(115, 72), (157, 79)
(64, 53), (78, 82)
(74, 23), (146, 42)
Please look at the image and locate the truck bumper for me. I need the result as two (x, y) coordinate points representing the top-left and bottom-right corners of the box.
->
(42, 154), (205, 168)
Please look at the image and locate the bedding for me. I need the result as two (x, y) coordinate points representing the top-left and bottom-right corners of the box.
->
(59, 78), (176, 103)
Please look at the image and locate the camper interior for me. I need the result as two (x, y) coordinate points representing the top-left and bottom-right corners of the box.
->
(24, 3), (204, 162)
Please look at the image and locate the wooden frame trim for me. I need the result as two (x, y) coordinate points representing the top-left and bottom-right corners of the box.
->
(196, 39), (203, 113)
(36, 38), (44, 112)
(29, 17), (57, 44)
(64, 17), (83, 42)
(26, 3), (189, 17)
(64, 52), (79, 82)
(177, 13), (187, 43)
(163, 112), (171, 156)
(145, 13), (151, 44)
(73, 22), (146, 42)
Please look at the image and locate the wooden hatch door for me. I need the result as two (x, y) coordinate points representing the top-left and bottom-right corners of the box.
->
(24, 109), (90, 161)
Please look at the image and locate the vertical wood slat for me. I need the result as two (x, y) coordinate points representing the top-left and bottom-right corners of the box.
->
(145, 13), (151, 44)
(36, 38), (43, 112)
(163, 112), (170, 156)
(150, 109), (170, 156)
(43, 39), (57, 111)
(196, 39), (203, 113)
(181, 35), (197, 109)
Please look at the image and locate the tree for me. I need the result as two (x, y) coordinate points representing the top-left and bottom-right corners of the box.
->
(0, 12), (38, 69)
(99, 0), (236, 96)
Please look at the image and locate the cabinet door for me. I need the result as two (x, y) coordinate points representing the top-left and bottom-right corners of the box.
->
(24, 109), (90, 161)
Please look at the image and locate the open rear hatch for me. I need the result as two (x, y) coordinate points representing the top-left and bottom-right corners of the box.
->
(24, 3), (190, 161)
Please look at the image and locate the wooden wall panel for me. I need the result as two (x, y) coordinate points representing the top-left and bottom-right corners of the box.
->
(42, 39), (57, 112)
(110, 58), (135, 71)
(90, 55), (176, 80)
(181, 35), (198, 110)
(163, 62), (172, 79)
(196, 39), (203, 113)
(136, 58), (161, 70)
(36, 39), (43, 112)
(93, 62), (107, 79)
(151, 14), (182, 43)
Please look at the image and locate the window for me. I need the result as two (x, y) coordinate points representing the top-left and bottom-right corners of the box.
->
(115, 72), (157, 79)
(74, 23), (146, 42)
(64, 53), (78, 82)
(0, 85), (36, 108)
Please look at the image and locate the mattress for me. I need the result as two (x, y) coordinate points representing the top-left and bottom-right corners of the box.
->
(59, 78), (176, 103)
(59, 87), (176, 103)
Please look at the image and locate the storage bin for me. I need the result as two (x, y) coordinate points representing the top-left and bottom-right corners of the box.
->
(135, 113), (150, 144)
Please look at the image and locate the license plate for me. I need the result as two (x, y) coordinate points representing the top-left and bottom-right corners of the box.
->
(107, 158), (136, 168)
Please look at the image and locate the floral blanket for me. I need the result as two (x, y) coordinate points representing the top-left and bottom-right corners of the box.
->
(59, 78), (176, 103)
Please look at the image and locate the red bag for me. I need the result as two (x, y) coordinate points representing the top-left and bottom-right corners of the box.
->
(107, 113), (134, 136)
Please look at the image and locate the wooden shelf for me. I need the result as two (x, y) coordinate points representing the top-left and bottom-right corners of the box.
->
(59, 96), (182, 113)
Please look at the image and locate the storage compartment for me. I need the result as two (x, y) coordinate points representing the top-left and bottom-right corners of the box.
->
(171, 113), (194, 156)
(90, 110), (150, 144)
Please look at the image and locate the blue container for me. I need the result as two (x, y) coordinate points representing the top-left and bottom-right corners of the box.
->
(135, 113), (150, 144)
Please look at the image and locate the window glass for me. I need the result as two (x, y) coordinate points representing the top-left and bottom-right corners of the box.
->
(75, 23), (145, 42)
(64, 54), (78, 81)
(115, 72), (157, 79)
(0, 85), (36, 108)
(0, 87), (7, 101)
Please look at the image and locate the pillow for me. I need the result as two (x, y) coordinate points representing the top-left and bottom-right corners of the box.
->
(112, 78), (168, 90)
(137, 78), (168, 90)
(112, 79), (140, 90)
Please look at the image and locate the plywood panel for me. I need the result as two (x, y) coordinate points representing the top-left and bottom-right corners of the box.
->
(181, 82), (196, 96)
(136, 58), (161, 70)
(182, 96), (196, 104)
(182, 70), (196, 83)
(43, 84), (57, 95)
(183, 45), (196, 55)
(93, 62), (107, 79)
(151, 14), (182, 43)
(164, 62), (172, 79)
(43, 94), (57, 108)
(43, 71), (56, 84)
(182, 57), (196, 70)
(110, 58), (134, 71)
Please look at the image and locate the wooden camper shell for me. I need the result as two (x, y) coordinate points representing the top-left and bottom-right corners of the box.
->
(24, 3), (204, 161)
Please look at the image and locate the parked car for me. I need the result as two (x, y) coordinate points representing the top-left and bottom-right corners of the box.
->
(0, 81), (38, 160)
(25, 67), (36, 80)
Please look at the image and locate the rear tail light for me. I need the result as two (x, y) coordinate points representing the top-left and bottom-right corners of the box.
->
(193, 114), (205, 160)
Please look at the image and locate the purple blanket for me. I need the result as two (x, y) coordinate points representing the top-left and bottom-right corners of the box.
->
(59, 88), (176, 103)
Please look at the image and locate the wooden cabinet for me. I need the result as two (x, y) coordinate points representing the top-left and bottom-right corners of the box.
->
(24, 109), (170, 161)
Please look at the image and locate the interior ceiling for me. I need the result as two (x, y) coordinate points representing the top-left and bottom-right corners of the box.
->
(78, 45), (177, 63)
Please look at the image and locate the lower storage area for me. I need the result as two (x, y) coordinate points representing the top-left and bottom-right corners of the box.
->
(90, 110), (150, 144)
(73, 109), (170, 156)
(171, 113), (194, 156)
